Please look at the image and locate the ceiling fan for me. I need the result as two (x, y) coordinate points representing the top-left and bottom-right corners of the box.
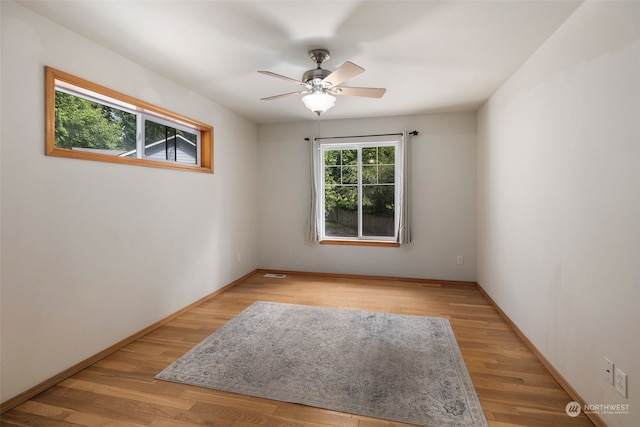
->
(258, 49), (386, 115)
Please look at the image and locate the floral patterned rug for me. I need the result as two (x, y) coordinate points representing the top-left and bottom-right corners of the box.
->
(156, 301), (487, 426)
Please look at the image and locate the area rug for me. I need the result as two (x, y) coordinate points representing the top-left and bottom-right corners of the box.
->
(156, 301), (487, 427)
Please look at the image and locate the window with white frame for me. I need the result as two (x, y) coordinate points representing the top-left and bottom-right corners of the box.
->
(318, 137), (403, 242)
(46, 67), (213, 173)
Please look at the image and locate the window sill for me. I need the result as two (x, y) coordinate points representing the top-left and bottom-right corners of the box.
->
(320, 240), (400, 248)
(46, 147), (213, 173)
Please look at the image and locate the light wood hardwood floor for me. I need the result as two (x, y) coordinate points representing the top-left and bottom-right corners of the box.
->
(1, 272), (595, 426)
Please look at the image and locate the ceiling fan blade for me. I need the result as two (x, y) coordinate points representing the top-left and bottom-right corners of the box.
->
(260, 91), (305, 101)
(334, 86), (386, 98)
(258, 70), (306, 86)
(323, 61), (364, 87)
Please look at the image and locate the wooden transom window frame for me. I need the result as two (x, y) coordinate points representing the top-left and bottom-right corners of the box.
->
(45, 67), (213, 173)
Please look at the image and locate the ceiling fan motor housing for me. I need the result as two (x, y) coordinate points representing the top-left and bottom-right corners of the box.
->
(304, 49), (332, 86)
(303, 68), (331, 85)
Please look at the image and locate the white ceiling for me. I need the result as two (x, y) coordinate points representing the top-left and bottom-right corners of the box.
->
(19, 0), (583, 124)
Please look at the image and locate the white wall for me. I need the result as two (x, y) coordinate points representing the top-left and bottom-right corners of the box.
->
(0, 1), (258, 402)
(258, 113), (476, 282)
(477, 2), (640, 426)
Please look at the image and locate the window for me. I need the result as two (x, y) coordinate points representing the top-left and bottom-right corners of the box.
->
(46, 67), (213, 173)
(312, 134), (407, 246)
(323, 143), (398, 241)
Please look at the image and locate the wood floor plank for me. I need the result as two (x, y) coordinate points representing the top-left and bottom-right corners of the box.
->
(274, 402), (357, 427)
(0, 411), (84, 427)
(10, 401), (74, 421)
(178, 390), (278, 415)
(149, 419), (211, 427)
(64, 410), (147, 427)
(1, 272), (595, 427)
(59, 379), (194, 411)
(190, 400), (302, 426)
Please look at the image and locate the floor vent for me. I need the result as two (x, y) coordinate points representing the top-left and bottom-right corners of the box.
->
(264, 273), (287, 279)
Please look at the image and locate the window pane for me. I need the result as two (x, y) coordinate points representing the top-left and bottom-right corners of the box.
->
(324, 186), (358, 237)
(362, 165), (377, 184)
(362, 185), (395, 237)
(378, 165), (395, 184)
(54, 90), (136, 156)
(342, 149), (357, 165)
(362, 147), (377, 165)
(342, 165), (358, 184)
(378, 146), (395, 164)
(145, 120), (197, 164)
(325, 150), (341, 166)
(325, 166), (341, 184)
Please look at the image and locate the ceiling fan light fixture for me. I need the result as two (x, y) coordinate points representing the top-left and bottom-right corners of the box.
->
(302, 92), (336, 115)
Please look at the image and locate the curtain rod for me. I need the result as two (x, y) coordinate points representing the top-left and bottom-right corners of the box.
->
(304, 130), (418, 142)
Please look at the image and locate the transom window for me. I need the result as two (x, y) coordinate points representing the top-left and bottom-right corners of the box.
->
(46, 67), (213, 173)
(320, 140), (400, 242)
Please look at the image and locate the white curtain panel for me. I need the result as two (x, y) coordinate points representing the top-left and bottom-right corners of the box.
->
(306, 137), (321, 242)
(398, 131), (412, 244)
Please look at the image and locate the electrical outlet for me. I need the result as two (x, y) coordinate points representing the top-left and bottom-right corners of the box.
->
(603, 357), (614, 384)
(236, 253), (241, 263)
(456, 255), (464, 265)
(615, 367), (627, 398)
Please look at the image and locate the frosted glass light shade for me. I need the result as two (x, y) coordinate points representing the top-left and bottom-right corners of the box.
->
(302, 93), (336, 115)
